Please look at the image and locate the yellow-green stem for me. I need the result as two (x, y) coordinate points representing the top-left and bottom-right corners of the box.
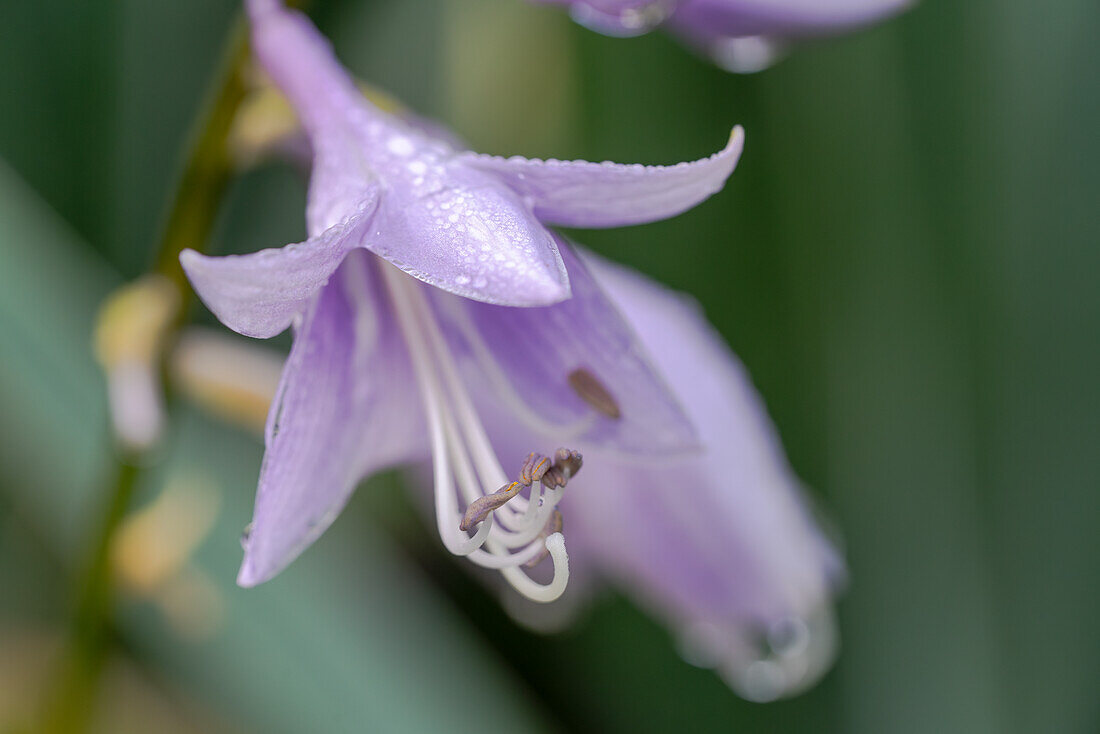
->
(36, 460), (138, 733)
(154, 18), (251, 304)
(36, 15), (252, 734)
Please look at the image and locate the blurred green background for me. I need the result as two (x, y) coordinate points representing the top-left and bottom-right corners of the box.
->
(0, 0), (1097, 732)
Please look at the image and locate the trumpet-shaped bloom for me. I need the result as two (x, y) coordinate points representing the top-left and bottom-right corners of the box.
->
(182, 3), (841, 698)
(537, 0), (912, 72)
(182, 0), (742, 600)
(177, 248), (844, 698)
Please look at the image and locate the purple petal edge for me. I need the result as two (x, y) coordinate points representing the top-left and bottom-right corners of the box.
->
(457, 127), (744, 228)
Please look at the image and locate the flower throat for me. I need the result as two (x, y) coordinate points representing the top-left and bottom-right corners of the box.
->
(381, 264), (579, 602)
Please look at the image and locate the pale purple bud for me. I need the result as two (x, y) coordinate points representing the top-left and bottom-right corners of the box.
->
(536, 0), (913, 71)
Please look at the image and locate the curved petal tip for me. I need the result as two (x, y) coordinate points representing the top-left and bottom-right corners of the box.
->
(458, 126), (745, 229)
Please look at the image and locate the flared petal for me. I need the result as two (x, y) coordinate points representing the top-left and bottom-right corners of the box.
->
(180, 194), (377, 338)
(238, 250), (423, 586)
(456, 127), (743, 229)
(432, 240), (697, 456)
(561, 253), (843, 699)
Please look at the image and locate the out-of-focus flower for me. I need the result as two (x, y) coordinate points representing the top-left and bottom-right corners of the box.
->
(182, 0), (741, 601)
(512, 253), (845, 700)
(172, 328), (284, 434)
(536, 0), (912, 72)
(93, 275), (180, 451)
(0, 626), (238, 732)
(111, 475), (225, 640)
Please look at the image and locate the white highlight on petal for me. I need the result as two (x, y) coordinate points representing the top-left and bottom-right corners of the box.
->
(386, 135), (415, 157)
(380, 263), (570, 602)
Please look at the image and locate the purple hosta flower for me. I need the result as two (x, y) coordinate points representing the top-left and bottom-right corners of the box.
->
(537, 0), (912, 72)
(174, 250), (844, 698)
(182, 0), (741, 601)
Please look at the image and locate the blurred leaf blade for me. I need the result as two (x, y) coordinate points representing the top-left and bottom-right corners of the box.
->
(0, 158), (552, 734)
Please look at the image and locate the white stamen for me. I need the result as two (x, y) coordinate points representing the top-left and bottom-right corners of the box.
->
(498, 533), (568, 603)
(380, 264), (571, 602)
(408, 295), (579, 534)
(398, 268), (570, 550)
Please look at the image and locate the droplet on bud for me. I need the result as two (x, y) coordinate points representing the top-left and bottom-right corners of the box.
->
(569, 0), (677, 37)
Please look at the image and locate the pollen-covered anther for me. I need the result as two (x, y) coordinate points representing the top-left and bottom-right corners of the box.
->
(554, 447), (583, 479)
(383, 263), (572, 601)
(519, 452), (551, 486)
(460, 481), (524, 532)
(541, 448), (584, 489)
(524, 510), (564, 569)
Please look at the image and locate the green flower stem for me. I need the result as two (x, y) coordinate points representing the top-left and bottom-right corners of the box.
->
(153, 18), (251, 305)
(37, 460), (139, 734)
(36, 16), (252, 734)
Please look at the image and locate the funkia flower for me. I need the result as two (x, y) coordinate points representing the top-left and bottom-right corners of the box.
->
(536, 0), (912, 72)
(180, 0), (842, 696)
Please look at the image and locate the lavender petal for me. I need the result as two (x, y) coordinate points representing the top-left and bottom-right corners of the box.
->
(238, 251), (424, 586)
(180, 194), (377, 339)
(457, 127), (743, 229)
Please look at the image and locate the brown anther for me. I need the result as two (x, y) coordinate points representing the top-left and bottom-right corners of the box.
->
(460, 481), (523, 532)
(540, 448), (583, 489)
(554, 448), (583, 480)
(524, 510), (564, 568)
(519, 453), (551, 486)
(567, 368), (622, 419)
(540, 466), (565, 489)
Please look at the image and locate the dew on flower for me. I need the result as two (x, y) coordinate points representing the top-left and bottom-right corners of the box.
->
(168, 0), (846, 705)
